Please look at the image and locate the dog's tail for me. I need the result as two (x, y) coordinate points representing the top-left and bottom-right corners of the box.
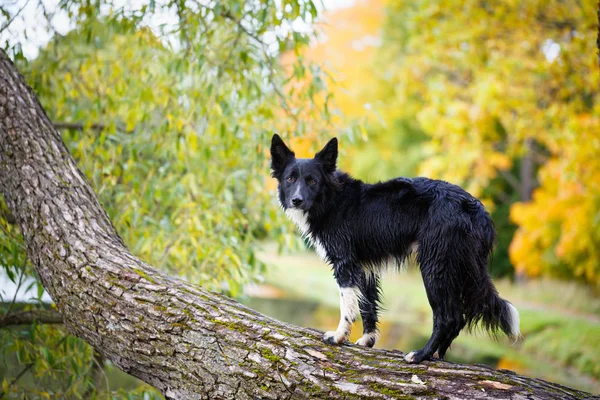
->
(464, 205), (520, 340)
(467, 290), (521, 340)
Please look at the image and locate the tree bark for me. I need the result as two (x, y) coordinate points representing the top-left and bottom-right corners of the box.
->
(0, 50), (596, 400)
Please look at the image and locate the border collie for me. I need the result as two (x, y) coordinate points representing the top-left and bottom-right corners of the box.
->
(270, 134), (520, 363)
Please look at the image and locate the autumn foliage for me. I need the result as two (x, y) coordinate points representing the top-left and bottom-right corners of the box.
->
(286, 0), (600, 286)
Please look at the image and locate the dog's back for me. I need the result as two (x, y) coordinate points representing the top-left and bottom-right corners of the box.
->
(311, 175), (494, 271)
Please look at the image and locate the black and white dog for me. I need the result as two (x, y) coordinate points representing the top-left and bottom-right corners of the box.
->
(270, 134), (520, 363)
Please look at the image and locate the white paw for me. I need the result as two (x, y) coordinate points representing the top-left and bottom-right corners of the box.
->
(355, 333), (377, 347)
(323, 330), (347, 344)
(404, 351), (417, 363)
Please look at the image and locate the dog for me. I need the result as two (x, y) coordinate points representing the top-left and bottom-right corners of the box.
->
(270, 134), (520, 363)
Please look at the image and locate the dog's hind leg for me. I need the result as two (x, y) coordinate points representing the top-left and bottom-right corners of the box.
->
(434, 312), (465, 360)
(356, 272), (381, 348)
(404, 259), (460, 364)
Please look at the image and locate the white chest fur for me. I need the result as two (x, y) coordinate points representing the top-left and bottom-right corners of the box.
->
(284, 208), (329, 262)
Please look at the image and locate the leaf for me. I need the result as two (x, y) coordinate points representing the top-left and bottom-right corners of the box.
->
(37, 282), (45, 300)
(6, 265), (15, 283)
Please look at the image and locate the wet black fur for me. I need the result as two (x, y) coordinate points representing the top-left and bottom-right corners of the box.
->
(270, 134), (517, 363)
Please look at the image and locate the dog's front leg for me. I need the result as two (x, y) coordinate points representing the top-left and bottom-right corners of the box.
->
(323, 263), (361, 345)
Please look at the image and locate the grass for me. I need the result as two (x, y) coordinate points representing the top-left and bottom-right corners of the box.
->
(255, 242), (600, 394)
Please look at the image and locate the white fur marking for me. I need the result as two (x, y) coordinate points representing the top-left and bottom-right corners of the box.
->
(292, 185), (302, 201)
(356, 331), (379, 347)
(363, 267), (379, 284)
(363, 241), (419, 278)
(399, 241), (419, 270)
(506, 302), (521, 339)
(284, 208), (310, 236)
(283, 206), (329, 262)
(339, 287), (361, 323)
(324, 287), (361, 344)
(323, 330), (347, 345)
(410, 241), (419, 254)
(312, 238), (328, 261)
(404, 351), (417, 363)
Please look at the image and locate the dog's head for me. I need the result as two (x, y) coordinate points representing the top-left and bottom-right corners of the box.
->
(270, 134), (338, 212)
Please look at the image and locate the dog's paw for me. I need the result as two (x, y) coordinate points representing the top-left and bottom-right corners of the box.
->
(355, 332), (377, 348)
(323, 330), (346, 345)
(404, 350), (427, 364)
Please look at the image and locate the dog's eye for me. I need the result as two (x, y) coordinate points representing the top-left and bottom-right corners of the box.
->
(308, 179), (317, 186)
(286, 176), (296, 183)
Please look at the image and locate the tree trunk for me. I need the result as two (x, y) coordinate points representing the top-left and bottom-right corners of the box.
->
(519, 138), (535, 203)
(514, 137), (536, 283)
(0, 50), (596, 400)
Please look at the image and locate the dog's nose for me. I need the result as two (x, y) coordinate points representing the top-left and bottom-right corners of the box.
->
(292, 198), (304, 207)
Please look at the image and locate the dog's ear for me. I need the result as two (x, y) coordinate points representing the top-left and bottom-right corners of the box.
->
(315, 137), (338, 174)
(270, 134), (295, 175)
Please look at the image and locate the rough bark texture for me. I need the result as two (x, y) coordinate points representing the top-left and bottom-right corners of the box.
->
(0, 50), (597, 400)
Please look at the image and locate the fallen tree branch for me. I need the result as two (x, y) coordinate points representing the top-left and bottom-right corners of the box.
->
(0, 309), (64, 328)
(53, 122), (133, 133)
(0, 49), (596, 399)
(53, 122), (109, 131)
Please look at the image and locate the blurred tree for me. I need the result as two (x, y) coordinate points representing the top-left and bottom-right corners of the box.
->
(1, 0), (337, 397)
(379, 0), (599, 283)
(299, 0), (599, 282)
(510, 120), (600, 286)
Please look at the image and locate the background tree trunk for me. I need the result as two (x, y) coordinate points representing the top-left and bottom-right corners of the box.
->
(0, 50), (596, 400)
